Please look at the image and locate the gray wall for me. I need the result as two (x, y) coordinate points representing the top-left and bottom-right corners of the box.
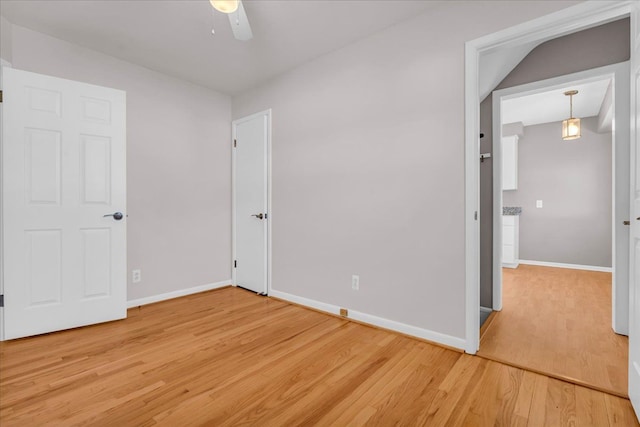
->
(0, 16), (11, 63)
(479, 18), (630, 307)
(503, 117), (612, 267)
(6, 23), (233, 301)
(233, 1), (580, 341)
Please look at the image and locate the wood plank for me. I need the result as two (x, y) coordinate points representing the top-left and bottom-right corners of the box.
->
(514, 369), (537, 419)
(527, 374), (550, 426)
(605, 393), (640, 426)
(460, 360), (505, 426)
(0, 286), (637, 426)
(575, 385), (611, 427)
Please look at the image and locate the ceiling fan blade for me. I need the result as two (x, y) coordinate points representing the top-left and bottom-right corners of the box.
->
(228, 1), (253, 41)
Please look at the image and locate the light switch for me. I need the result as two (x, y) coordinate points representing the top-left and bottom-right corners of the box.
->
(536, 200), (543, 208)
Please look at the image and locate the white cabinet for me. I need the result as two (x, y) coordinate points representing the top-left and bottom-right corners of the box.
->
(502, 215), (519, 268)
(502, 135), (518, 191)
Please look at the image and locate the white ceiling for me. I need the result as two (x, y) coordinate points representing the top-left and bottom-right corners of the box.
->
(0, 0), (441, 95)
(501, 78), (611, 127)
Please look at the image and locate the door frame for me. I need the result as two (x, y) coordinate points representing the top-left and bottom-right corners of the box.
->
(491, 62), (630, 336)
(231, 109), (272, 295)
(465, 0), (635, 355)
(0, 59), (11, 342)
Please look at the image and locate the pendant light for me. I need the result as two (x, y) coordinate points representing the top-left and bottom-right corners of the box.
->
(210, 0), (238, 14)
(562, 90), (581, 140)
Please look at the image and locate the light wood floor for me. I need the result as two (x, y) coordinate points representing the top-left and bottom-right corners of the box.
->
(1, 286), (637, 426)
(478, 265), (629, 398)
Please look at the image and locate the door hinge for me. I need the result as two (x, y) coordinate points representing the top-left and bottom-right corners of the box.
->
(0, 294), (4, 307)
(0, 90), (3, 103)
(474, 211), (478, 220)
(234, 260), (237, 268)
(233, 139), (237, 148)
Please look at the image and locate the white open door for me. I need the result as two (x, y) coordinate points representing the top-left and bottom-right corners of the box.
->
(629, 2), (640, 416)
(2, 67), (127, 340)
(232, 110), (270, 295)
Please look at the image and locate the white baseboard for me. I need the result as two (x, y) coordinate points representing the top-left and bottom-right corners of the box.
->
(480, 306), (492, 314)
(269, 290), (342, 316)
(127, 280), (231, 308)
(502, 262), (519, 269)
(269, 289), (466, 351)
(518, 260), (612, 273)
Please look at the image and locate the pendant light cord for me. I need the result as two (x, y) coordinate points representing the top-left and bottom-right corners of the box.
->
(569, 93), (573, 119)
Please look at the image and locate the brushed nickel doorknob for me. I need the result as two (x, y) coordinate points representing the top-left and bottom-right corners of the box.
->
(104, 212), (124, 220)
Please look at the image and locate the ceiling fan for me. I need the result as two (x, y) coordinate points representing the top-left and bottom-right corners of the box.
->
(209, 0), (253, 41)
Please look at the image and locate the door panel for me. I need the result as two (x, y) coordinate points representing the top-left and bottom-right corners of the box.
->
(233, 111), (269, 294)
(81, 96), (111, 123)
(26, 229), (63, 306)
(81, 135), (112, 204)
(27, 86), (61, 116)
(80, 228), (112, 298)
(2, 67), (127, 340)
(26, 128), (62, 205)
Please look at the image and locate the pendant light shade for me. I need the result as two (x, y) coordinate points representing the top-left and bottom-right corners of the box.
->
(210, 0), (238, 14)
(562, 90), (581, 140)
(562, 118), (581, 140)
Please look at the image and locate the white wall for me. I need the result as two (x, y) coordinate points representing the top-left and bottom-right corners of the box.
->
(232, 1), (580, 342)
(6, 23), (232, 301)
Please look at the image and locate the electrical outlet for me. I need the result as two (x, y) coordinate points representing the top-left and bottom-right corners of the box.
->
(132, 269), (141, 283)
(536, 200), (543, 208)
(352, 275), (359, 291)
(340, 308), (348, 317)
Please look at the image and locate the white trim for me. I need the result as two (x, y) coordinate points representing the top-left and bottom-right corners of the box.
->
(0, 61), (9, 342)
(126, 280), (231, 308)
(231, 109), (272, 295)
(267, 111), (272, 295)
(464, 41), (481, 355)
(519, 259), (613, 273)
(491, 69), (620, 306)
(629, 2), (640, 416)
(270, 290), (342, 316)
(492, 93), (504, 311)
(492, 62), (629, 330)
(480, 306), (493, 314)
(270, 290), (466, 351)
(231, 119), (236, 287)
(472, 2), (633, 54)
(465, 0), (634, 355)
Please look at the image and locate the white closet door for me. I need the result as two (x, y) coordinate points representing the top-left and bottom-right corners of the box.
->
(233, 110), (269, 294)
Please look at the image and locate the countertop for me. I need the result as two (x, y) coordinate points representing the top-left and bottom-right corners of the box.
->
(502, 206), (522, 216)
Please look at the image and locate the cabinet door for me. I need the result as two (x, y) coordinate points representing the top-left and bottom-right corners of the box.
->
(502, 135), (518, 190)
(502, 215), (518, 266)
